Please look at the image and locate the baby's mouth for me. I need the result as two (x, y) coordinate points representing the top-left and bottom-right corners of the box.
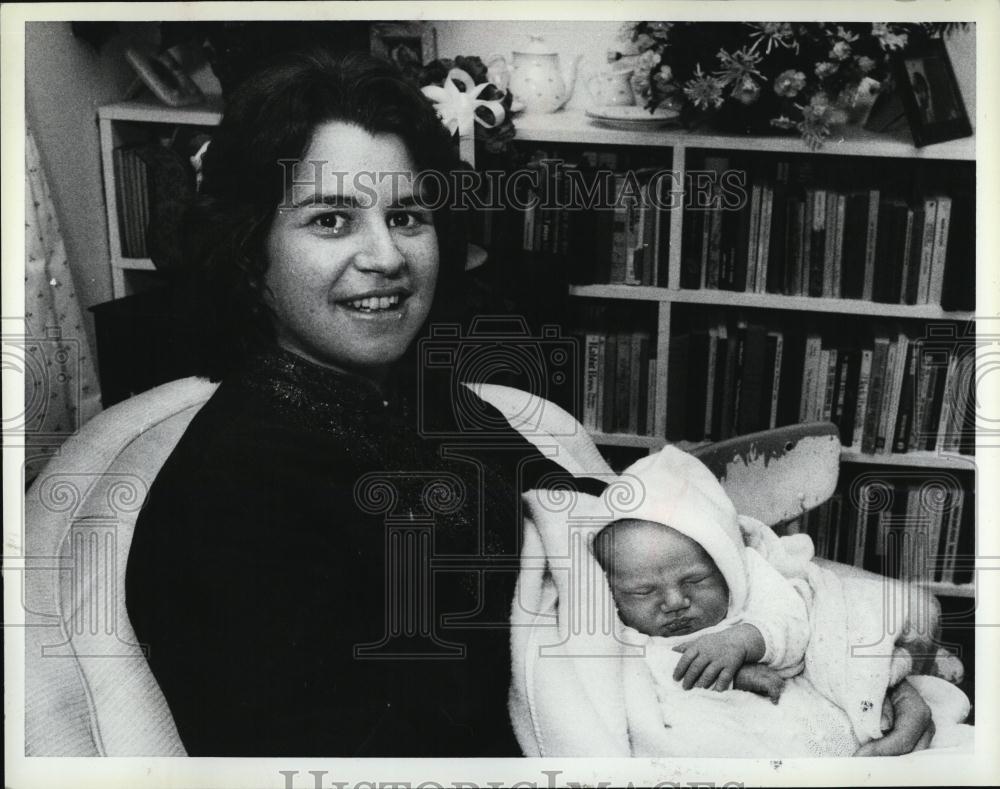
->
(662, 618), (692, 635)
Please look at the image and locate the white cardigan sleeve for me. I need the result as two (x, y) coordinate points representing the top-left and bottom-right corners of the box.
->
(739, 547), (811, 673)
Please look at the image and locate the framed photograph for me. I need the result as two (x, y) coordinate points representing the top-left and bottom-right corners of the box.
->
(369, 21), (437, 69)
(124, 46), (204, 107)
(894, 38), (972, 147)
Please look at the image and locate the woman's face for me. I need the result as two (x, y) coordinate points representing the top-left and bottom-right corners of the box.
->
(264, 121), (439, 379)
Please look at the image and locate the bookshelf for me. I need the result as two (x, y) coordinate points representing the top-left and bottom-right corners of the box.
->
(98, 98), (223, 298)
(96, 97), (976, 599)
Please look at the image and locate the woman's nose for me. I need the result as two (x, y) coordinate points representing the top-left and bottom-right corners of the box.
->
(355, 219), (406, 275)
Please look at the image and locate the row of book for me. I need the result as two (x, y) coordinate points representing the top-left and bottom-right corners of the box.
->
(473, 147), (671, 288)
(666, 316), (976, 455)
(113, 145), (151, 258)
(576, 326), (658, 436)
(678, 155), (974, 311)
(786, 480), (974, 585)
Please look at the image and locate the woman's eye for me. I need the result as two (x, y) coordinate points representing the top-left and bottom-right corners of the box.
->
(388, 211), (428, 229)
(628, 588), (653, 596)
(311, 212), (349, 234)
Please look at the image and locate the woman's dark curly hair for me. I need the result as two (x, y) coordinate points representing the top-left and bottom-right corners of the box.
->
(183, 48), (467, 380)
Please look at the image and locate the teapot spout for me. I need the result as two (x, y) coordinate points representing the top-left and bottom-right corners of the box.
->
(560, 54), (584, 109)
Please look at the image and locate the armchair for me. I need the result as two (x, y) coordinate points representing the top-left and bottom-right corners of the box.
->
(22, 378), (954, 755)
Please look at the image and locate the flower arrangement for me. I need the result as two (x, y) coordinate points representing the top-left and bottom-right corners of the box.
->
(625, 22), (965, 148)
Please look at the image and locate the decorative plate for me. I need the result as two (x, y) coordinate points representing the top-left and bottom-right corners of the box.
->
(585, 105), (680, 129)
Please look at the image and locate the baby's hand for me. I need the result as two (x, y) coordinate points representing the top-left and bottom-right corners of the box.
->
(734, 663), (786, 704)
(671, 624), (766, 691)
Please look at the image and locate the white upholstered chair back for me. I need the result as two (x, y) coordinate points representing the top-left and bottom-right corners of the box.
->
(23, 377), (218, 756)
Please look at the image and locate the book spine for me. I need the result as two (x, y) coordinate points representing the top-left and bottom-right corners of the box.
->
(822, 192), (838, 297)
(629, 331), (648, 434)
(934, 353), (959, 452)
(875, 337), (901, 453)
(746, 182), (762, 292)
(583, 333), (603, 431)
(852, 349), (874, 449)
(646, 357), (657, 436)
(927, 195), (952, 306)
(799, 334), (823, 423)
(862, 338), (890, 454)
(898, 208), (915, 305)
(602, 329), (618, 432)
(833, 350), (850, 430)
(831, 192), (846, 298)
(938, 487), (964, 583)
(756, 184), (773, 294)
(615, 331), (632, 432)
(892, 343), (918, 453)
(863, 188), (880, 301)
(821, 348), (837, 423)
(768, 331), (784, 429)
(916, 198), (938, 304)
(704, 326), (719, 437)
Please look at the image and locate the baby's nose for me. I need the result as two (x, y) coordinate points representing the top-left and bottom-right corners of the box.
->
(660, 588), (689, 612)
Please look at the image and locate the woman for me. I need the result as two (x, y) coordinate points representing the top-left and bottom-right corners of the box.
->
(125, 48), (933, 758)
(125, 47), (603, 758)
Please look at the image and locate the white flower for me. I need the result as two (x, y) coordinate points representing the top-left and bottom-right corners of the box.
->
(830, 41), (852, 61)
(815, 61), (838, 78)
(774, 69), (806, 97)
(856, 55), (877, 73)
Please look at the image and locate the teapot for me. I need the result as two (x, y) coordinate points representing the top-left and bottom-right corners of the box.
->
(489, 36), (582, 114)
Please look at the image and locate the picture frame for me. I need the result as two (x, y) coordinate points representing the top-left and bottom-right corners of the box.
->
(124, 46), (204, 108)
(369, 21), (437, 69)
(894, 38), (972, 148)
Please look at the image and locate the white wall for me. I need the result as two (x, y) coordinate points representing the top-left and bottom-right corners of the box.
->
(24, 22), (152, 355)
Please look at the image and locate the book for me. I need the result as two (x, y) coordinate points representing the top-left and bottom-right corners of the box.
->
(807, 187), (827, 297)
(602, 327), (618, 432)
(819, 348), (836, 423)
(851, 348), (874, 449)
(646, 357), (658, 436)
(862, 333), (891, 453)
(766, 161), (790, 294)
(862, 188), (881, 300)
(630, 330), (651, 434)
(938, 485), (965, 583)
(933, 352), (960, 452)
(915, 197), (938, 304)
(840, 190), (868, 299)
(799, 334), (823, 423)
(822, 191), (838, 297)
(582, 332), (604, 431)
(614, 331), (633, 432)
(830, 192), (846, 299)
(897, 208), (915, 305)
(876, 331), (907, 453)
(927, 194), (953, 306)
(756, 183), (774, 294)
(892, 343), (918, 453)
(704, 323), (721, 438)
(737, 323), (768, 434)
(765, 330), (784, 430)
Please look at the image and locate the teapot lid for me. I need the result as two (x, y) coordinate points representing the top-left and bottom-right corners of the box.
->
(513, 35), (557, 56)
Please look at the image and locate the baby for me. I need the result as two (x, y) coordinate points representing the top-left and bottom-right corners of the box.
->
(593, 516), (796, 703)
(589, 446), (864, 756)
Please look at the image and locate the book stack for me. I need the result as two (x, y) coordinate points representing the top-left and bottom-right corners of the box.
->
(666, 317), (784, 442)
(576, 308), (657, 436)
(112, 145), (150, 258)
(666, 312), (976, 455)
(788, 479), (973, 585)
(510, 148), (670, 287)
(679, 154), (974, 309)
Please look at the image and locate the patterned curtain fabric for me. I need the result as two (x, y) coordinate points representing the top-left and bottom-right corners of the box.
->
(24, 127), (102, 483)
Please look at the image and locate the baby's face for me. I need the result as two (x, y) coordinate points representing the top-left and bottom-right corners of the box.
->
(595, 519), (729, 637)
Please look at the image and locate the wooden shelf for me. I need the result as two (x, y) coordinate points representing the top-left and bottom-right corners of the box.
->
(112, 257), (156, 271)
(919, 580), (975, 598)
(515, 109), (975, 161)
(98, 96), (224, 126)
(840, 450), (975, 469)
(568, 284), (974, 320)
(589, 432), (665, 448)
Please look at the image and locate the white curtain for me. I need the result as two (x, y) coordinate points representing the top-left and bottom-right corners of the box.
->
(24, 127), (102, 482)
